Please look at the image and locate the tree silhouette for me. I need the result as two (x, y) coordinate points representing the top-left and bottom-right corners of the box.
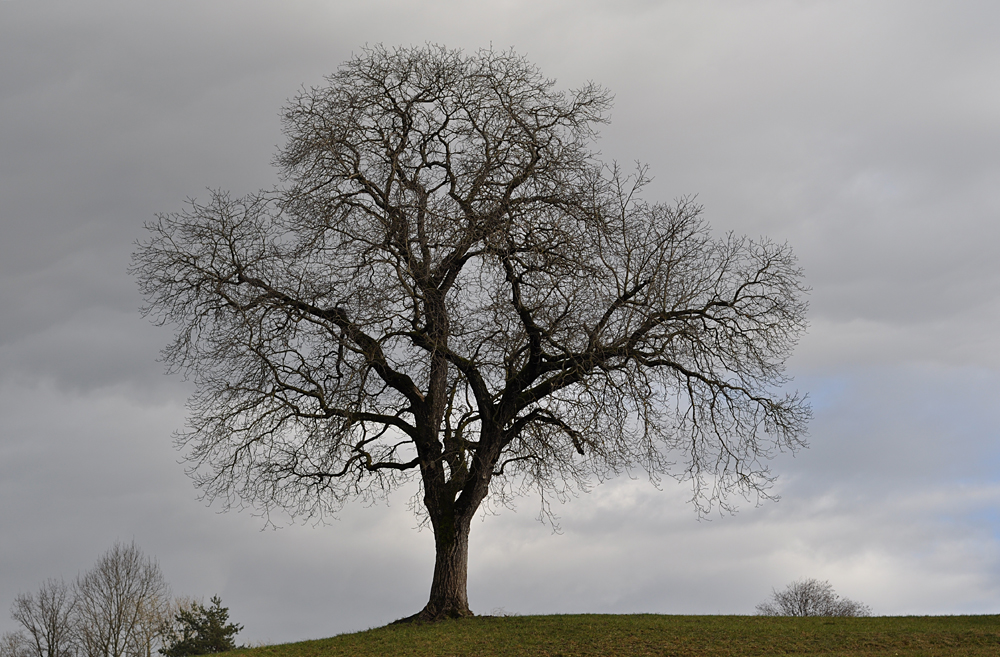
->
(133, 44), (810, 620)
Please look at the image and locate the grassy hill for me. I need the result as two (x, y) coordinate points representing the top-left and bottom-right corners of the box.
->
(231, 614), (1000, 656)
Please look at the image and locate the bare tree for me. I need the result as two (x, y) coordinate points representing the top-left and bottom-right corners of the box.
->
(9, 579), (76, 657)
(74, 542), (171, 657)
(0, 632), (33, 657)
(132, 44), (810, 621)
(756, 578), (872, 617)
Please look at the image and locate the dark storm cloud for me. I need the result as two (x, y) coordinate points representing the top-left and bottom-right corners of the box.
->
(1, 0), (999, 642)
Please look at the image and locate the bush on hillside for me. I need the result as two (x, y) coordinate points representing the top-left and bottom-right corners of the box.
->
(756, 578), (872, 617)
(159, 596), (242, 656)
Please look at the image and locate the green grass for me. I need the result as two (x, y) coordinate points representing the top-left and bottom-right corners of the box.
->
(228, 614), (1000, 657)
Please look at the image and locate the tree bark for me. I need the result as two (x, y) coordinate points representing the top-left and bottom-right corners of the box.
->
(411, 512), (474, 621)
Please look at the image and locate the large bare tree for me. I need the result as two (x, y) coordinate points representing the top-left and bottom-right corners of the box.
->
(132, 45), (810, 621)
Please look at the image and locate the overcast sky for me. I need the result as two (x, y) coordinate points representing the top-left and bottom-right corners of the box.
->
(2, 0), (999, 643)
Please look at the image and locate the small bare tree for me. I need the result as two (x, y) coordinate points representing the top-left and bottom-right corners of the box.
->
(74, 542), (171, 657)
(9, 579), (76, 657)
(133, 44), (810, 621)
(756, 578), (872, 617)
(0, 632), (33, 657)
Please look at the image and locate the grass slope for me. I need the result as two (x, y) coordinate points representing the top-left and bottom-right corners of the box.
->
(232, 614), (1000, 657)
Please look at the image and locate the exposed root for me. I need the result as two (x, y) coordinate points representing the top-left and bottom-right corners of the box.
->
(392, 604), (475, 624)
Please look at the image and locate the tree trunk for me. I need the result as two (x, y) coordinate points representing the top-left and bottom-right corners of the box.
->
(395, 423), (498, 623)
(411, 514), (474, 621)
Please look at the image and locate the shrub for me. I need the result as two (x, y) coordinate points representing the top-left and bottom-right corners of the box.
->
(159, 596), (242, 656)
(756, 578), (872, 617)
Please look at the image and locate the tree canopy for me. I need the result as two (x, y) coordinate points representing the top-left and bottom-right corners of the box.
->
(132, 44), (810, 620)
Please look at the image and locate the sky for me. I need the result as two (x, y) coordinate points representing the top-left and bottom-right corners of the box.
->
(2, 0), (999, 643)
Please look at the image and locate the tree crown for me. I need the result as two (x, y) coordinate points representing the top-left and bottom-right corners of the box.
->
(132, 44), (810, 527)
